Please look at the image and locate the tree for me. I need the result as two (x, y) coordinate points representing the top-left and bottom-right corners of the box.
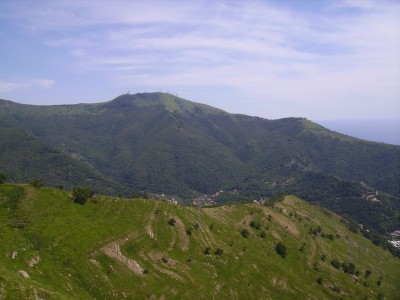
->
(72, 186), (94, 205)
(276, 242), (287, 258)
(30, 178), (44, 188)
(0, 173), (6, 184)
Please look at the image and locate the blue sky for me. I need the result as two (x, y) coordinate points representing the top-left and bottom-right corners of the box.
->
(0, 0), (399, 121)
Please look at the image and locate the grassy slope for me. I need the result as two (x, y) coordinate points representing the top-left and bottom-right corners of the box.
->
(1, 184), (399, 299)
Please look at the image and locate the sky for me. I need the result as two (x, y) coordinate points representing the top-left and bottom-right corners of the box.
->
(0, 0), (399, 122)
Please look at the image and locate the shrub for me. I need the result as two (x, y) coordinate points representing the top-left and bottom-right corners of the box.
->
(365, 270), (371, 278)
(30, 178), (44, 188)
(204, 247), (211, 255)
(326, 234), (335, 241)
(214, 248), (224, 256)
(186, 227), (192, 235)
(317, 277), (323, 285)
(168, 218), (176, 226)
(241, 229), (250, 238)
(342, 262), (356, 275)
(259, 231), (267, 239)
(275, 242), (287, 258)
(250, 220), (261, 230)
(331, 258), (341, 269)
(72, 187), (94, 205)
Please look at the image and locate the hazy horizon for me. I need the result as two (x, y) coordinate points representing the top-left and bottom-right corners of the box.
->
(317, 119), (400, 145)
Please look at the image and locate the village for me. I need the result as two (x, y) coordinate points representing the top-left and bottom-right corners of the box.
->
(388, 230), (400, 249)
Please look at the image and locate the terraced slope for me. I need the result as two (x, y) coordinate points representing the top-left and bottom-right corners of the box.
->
(0, 184), (399, 299)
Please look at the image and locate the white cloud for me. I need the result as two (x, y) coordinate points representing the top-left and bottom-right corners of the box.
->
(1, 0), (399, 119)
(0, 79), (54, 92)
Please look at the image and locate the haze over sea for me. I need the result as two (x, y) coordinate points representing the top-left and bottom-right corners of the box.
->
(317, 119), (400, 145)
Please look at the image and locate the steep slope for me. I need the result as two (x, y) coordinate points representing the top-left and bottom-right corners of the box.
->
(0, 184), (399, 299)
(0, 93), (399, 233)
(0, 121), (128, 196)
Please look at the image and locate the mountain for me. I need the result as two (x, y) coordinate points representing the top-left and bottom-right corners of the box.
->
(1, 184), (399, 299)
(0, 93), (399, 234)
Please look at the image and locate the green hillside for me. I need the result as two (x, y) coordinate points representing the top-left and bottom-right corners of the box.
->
(1, 184), (399, 299)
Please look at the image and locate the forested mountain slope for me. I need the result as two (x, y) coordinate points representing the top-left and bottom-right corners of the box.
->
(0, 93), (399, 234)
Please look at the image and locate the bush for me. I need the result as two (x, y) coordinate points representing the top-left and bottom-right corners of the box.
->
(214, 248), (224, 256)
(241, 229), (250, 238)
(317, 277), (323, 285)
(342, 262), (356, 275)
(331, 258), (341, 269)
(204, 247), (211, 255)
(30, 178), (44, 188)
(168, 218), (176, 226)
(326, 233), (335, 241)
(250, 220), (261, 230)
(275, 242), (287, 258)
(259, 231), (267, 239)
(72, 186), (94, 205)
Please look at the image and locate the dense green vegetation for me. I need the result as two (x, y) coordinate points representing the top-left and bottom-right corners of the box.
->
(0, 93), (399, 235)
(0, 185), (399, 299)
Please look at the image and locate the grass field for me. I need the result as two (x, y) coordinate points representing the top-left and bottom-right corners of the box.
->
(1, 184), (399, 299)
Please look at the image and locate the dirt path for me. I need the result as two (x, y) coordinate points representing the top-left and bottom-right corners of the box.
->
(102, 234), (144, 276)
(146, 206), (157, 239)
(173, 216), (189, 251)
(308, 238), (317, 266)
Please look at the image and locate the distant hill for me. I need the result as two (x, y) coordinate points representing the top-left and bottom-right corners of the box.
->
(0, 93), (399, 234)
(0, 184), (399, 299)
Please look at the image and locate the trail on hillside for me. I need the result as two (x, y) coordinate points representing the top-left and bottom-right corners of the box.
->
(173, 215), (189, 251)
(102, 233), (144, 276)
(146, 206), (157, 239)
